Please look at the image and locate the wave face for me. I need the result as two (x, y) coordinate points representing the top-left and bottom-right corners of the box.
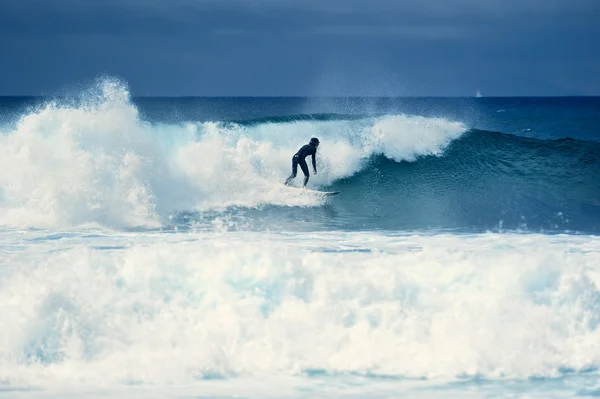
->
(324, 130), (600, 233)
(0, 79), (599, 233)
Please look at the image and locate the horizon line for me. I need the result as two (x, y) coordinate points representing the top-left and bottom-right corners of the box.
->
(1, 94), (599, 99)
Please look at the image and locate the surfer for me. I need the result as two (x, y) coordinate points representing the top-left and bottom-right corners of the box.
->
(284, 137), (319, 187)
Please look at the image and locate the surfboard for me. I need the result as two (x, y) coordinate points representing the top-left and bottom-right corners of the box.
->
(287, 186), (340, 196)
(311, 190), (340, 196)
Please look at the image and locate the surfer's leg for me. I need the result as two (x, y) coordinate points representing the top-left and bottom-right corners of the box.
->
(299, 159), (310, 187)
(284, 156), (299, 185)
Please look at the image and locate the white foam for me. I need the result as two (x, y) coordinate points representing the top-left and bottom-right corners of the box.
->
(367, 114), (466, 162)
(1, 230), (600, 391)
(0, 79), (467, 229)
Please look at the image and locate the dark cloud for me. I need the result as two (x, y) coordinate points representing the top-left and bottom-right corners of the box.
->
(0, 0), (598, 95)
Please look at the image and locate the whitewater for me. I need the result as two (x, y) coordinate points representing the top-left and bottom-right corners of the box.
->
(1, 79), (600, 398)
(0, 80), (467, 230)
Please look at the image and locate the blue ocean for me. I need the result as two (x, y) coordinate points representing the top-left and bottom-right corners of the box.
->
(1, 78), (600, 398)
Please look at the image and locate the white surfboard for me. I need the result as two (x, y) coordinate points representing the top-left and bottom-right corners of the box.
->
(309, 189), (340, 196)
(287, 186), (340, 196)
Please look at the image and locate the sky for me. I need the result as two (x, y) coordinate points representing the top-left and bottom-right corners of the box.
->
(0, 0), (599, 96)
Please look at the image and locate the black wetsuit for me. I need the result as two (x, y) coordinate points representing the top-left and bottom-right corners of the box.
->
(285, 144), (317, 186)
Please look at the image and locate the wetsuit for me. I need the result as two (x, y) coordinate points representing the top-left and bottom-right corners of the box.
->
(284, 144), (317, 187)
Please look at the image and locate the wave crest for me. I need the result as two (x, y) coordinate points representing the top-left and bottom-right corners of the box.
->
(0, 79), (466, 229)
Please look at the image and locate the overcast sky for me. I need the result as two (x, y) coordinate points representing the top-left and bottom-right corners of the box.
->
(0, 0), (598, 96)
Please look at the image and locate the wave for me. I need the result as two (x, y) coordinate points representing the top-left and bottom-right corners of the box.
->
(231, 113), (371, 126)
(2, 231), (600, 388)
(0, 79), (598, 232)
(322, 129), (600, 233)
(0, 79), (466, 229)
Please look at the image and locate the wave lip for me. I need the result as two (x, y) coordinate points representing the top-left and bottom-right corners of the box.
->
(366, 114), (466, 162)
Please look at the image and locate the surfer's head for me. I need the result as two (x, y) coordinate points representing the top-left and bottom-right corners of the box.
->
(310, 137), (320, 146)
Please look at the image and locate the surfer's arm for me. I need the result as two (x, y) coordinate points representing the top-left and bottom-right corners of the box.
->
(312, 152), (317, 173)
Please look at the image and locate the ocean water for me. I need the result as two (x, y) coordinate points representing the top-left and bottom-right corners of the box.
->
(1, 78), (600, 398)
